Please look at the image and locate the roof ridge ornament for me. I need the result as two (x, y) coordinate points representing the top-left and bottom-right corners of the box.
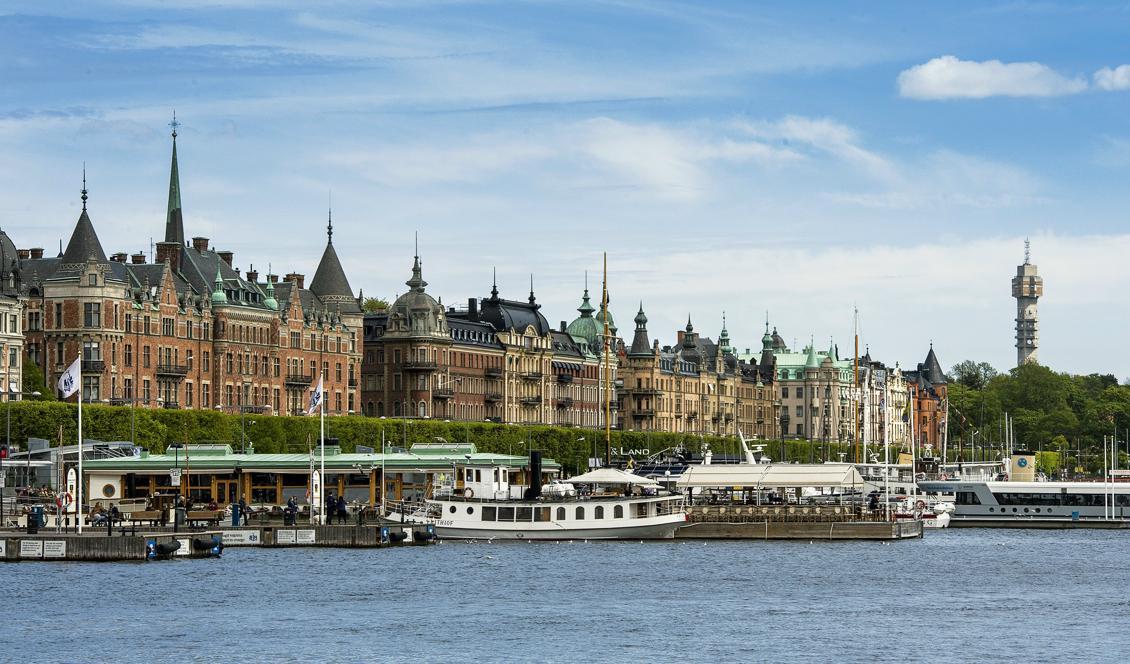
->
(81, 162), (88, 211)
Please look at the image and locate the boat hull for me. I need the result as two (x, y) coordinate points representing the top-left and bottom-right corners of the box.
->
(436, 518), (682, 541)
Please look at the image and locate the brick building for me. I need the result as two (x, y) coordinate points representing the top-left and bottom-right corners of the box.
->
(21, 127), (361, 415)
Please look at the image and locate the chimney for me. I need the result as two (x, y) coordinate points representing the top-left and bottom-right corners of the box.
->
(524, 450), (543, 500)
(560, 321), (567, 332)
(677, 330), (686, 345)
(268, 274), (279, 284)
(192, 237), (209, 253)
(131, 252), (147, 265)
(217, 251), (234, 267)
(30, 247), (44, 259)
(246, 266), (259, 283)
(284, 272), (305, 289)
(110, 252), (128, 263)
(155, 241), (180, 272)
(467, 297), (478, 321)
(17, 249), (30, 260)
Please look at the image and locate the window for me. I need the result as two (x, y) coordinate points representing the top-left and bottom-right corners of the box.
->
(83, 302), (101, 328)
(124, 344), (133, 368)
(142, 346), (151, 368)
(27, 311), (41, 331)
(185, 321), (193, 339)
(614, 505), (624, 518)
(54, 303), (62, 328)
(123, 378), (133, 400)
(556, 507), (566, 520)
(82, 340), (101, 361)
(595, 506), (605, 519)
(576, 506), (585, 520)
(226, 353), (234, 374)
(88, 274), (97, 286)
(273, 358), (280, 377)
(82, 376), (99, 401)
(185, 382), (193, 407)
(142, 379), (151, 402)
(202, 351), (210, 371)
(482, 506), (497, 521)
(186, 349), (193, 370)
(162, 318), (174, 336)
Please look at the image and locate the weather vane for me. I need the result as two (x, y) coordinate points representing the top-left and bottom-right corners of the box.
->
(169, 111), (180, 138)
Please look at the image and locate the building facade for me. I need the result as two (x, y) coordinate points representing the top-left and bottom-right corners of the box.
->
(0, 230), (25, 400)
(21, 126), (361, 415)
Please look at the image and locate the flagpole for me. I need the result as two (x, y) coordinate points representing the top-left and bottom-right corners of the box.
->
(77, 355), (83, 534)
(319, 369), (325, 526)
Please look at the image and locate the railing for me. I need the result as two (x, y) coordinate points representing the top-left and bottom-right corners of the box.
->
(403, 360), (438, 371)
(556, 397), (573, 409)
(485, 368), (503, 378)
(521, 372), (543, 381)
(557, 374), (574, 384)
(285, 373), (311, 386)
(630, 387), (662, 396)
(432, 388), (455, 400)
(485, 392), (503, 402)
(520, 396), (542, 406)
(161, 401), (180, 410)
(348, 377), (358, 388)
(82, 360), (106, 373)
(633, 409), (656, 418)
(688, 504), (889, 524)
(156, 364), (189, 377)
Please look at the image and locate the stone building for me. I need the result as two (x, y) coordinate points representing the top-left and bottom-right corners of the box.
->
(0, 230), (26, 400)
(21, 126), (361, 415)
(902, 345), (948, 451)
(618, 310), (779, 439)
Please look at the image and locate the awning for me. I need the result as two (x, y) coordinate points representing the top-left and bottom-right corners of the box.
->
(565, 468), (660, 487)
(676, 464), (864, 489)
(552, 361), (583, 372)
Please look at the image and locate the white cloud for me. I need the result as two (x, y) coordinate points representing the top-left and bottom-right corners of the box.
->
(898, 55), (1087, 99)
(1094, 65), (1130, 91)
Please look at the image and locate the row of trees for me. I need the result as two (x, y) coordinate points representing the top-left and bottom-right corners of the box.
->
(947, 361), (1130, 475)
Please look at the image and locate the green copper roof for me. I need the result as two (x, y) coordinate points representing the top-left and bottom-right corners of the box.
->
(211, 267), (227, 305)
(165, 126), (184, 246)
(566, 286), (600, 346)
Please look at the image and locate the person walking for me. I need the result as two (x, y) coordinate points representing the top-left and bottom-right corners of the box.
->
(336, 495), (348, 524)
(238, 496), (250, 526)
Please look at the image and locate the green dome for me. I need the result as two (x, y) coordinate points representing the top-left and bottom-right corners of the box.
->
(566, 287), (600, 347)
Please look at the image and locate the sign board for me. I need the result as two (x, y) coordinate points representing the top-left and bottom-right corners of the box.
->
(176, 538), (191, 556)
(311, 471), (321, 514)
(222, 530), (261, 546)
(20, 540), (43, 558)
(1, 474), (6, 489)
(43, 540), (66, 558)
(276, 529), (296, 544)
(66, 468), (77, 514)
(296, 529), (316, 544)
(170, 468), (182, 487)
(0, 539), (7, 557)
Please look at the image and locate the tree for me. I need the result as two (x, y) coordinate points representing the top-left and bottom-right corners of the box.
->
(362, 297), (389, 312)
(21, 361), (55, 401)
(949, 360), (998, 391)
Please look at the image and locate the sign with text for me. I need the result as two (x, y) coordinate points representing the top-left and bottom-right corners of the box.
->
(296, 529), (316, 544)
(176, 538), (190, 556)
(43, 540), (66, 558)
(19, 540), (43, 558)
(66, 468), (77, 514)
(170, 468), (182, 487)
(222, 530), (261, 546)
(276, 530), (296, 545)
(0, 539), (6, 557)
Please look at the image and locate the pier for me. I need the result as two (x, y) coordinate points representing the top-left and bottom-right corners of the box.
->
(217, 523), (437, 547)
(0, 530), (222, 562)
(676, 505), (923, 540)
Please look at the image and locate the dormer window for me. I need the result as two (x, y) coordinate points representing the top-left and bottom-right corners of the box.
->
(88, 274), (97, 286)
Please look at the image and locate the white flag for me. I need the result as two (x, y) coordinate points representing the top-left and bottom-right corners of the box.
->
(57, 357), (81, 399)
(307, 374), (323, 415)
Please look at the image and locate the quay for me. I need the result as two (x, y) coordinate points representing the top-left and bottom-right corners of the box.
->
(217, 523), (436, 547)
(677, 505), (923, 540)
(0, 530), (222, 562)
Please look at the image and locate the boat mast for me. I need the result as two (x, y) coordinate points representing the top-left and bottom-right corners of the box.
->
(853, 306), (860, 465)
(602, 252), (611, 468)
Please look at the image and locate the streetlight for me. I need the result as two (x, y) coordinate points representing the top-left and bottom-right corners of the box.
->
(3, 384), (41, 526)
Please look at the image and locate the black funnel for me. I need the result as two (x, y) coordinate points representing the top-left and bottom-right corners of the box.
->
(525, 450), (543, 500)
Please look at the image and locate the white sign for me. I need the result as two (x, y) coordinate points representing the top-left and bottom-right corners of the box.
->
(0, 539), (7, 557)
(222, 530), (261, 546)
(0, 474), (6, 489)
(276, 530), (296, 544)
(43, 540), (66, 558)
(296, 529), (316, 544)
(176, 538), (190, 556)
(170, 468), (182, 487)
(66, 468), (77, 514)
(19, 540), (43, 558)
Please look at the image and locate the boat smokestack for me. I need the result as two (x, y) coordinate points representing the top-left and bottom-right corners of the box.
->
(526, 450), (543, 499)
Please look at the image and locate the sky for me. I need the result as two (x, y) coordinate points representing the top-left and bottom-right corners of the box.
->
(1, 1), (1129, 378)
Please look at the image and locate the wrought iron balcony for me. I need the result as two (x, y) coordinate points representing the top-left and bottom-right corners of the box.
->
(556, 397), (573, 409)
(82, 360), (105, 373)
(403, 360), (438, 372)
(484, 392), (503, 403)
(556, 373), (574, 384)
(521, 372), (543, 381)
(285, 373), (312, 386)
(432, 388), (455, 400)
(633, 409), (656, 418)
(156, 364), (189, 378)
(485, 367), (503, 379)
(630, 387), (662, 397)
(520, 396), (542, 406)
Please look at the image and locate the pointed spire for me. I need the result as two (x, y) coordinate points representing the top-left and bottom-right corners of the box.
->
(490, 267), (499, 300)
(211, 267), (227, 305)
(405, 244), (427, 293)
(1024, 237), (1030, 264)
(686, 314), (693, 333)
(57, 239), (63, 258)
(327, 206), (333, 245)
(577, 275), (595, 317)
(81, 162), (88, 211)
(528, 274), (536, 305)
(165, 113), (184, 246)
(60, 170), (110, 270)
(309, 209), (358, 312)
(264, 263), (278, 311)
(805, 337), (819, 369)
(628, 301), (653, 357)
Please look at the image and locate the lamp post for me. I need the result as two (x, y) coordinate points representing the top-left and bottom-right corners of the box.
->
(779, 410), (790, 464)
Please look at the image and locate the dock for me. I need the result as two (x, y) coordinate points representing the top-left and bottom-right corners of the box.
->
(217, 523), (437, 548)
(676, 505), (924, 540)
(1, 530), (222, 562)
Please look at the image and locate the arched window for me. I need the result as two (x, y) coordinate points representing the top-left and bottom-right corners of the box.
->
(556, 507), (566, 521)
(418, 401), (426, 417)
(595, 506), (604, 520)
(614, 505), (624, 518)
(377, 401), (384, 417)
(575, 506), (585, 520)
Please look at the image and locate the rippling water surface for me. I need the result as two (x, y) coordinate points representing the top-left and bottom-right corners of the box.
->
(3, 529), (1128, 662)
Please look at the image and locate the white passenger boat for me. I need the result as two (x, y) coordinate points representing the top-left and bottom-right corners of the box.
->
(392, 453), (686, 540)
(918, 479), (1130, 526)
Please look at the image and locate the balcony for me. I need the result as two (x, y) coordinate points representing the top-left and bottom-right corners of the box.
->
(82, 360), (105, 373)
(348, 377), (358, 388)
(432, 388), (455, 400)
(485, 367), (503, 379)
(630, 387), (662, 397)
(156, 364), (189, 378)
(521, 372), (543, 381)
(285, 373), (311, 387)
(556, 373), (574, 384)
(485, 392), (503, 403)
(161, 401), (180, 410)
(556, 397), (573, 409)
(725, 413), (734, 422)
(687, 411), (698, 420)
(403, 360), (438, 372)
(239, 404), (270, 414)
(520, 396), (542, 406)
(633, 409), (656, 419)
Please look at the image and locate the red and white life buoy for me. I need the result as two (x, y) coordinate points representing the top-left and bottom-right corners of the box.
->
(463, 487), (475, 499)
(57, 492), (73, 509)
(915, 500), (926, 512)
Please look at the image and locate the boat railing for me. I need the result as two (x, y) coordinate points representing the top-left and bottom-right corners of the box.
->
(384, 499), (438, 522)
(687, 504), (890, 523)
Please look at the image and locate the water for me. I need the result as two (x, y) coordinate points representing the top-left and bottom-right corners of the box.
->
(2, 529), (1127, 663)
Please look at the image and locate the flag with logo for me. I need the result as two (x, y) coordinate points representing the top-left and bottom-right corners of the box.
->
(57, 357), (81, 399)
(307, 374), (324, 415)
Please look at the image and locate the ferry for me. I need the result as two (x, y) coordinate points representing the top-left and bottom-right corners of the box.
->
(918, 479), (1130, 526)
(390, 452), (687, 540)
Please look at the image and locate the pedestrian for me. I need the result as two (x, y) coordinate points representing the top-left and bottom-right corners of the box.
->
(238, 496), (250, 526)
(326, 492), (335, 523)
(336, 495), (348, 524)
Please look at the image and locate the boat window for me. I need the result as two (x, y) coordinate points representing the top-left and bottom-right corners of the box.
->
(576, 506), (585, 520)
(535, 507), (550, 522)
(516, 507), (533, 521)
(466, 506), (474, 515)
(636, 502), (648, 518)
(499, 506), (515, 521)
(614, 505), (624, 519)
(465, 468), (473, 482)
(475, 469), (482, 482)
(448, 505), (456, 514)
(956, 491), (981, 505)
(482, 506), (496, 521)
(556, 507), (566, 521)
(595, 506), (604, 520)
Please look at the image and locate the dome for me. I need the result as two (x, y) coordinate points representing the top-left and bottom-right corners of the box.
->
(566, 287), (600, 347)
(385, 255), (448, 339)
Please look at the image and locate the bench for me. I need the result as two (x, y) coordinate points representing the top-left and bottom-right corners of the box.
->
(124, 510), (163, 526)
(187, 510), (224, 526)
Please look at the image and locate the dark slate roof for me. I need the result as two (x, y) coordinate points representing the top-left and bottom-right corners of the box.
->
(363, 312), (389, 343)
(628, 305), (653, 357)
(551, 330), (585, 360)
(922, 346), (946, 384)
(309, 241), (359, 313)
(478, 293), (551, 336)
(56, 209), (110, 275)
(448, 314), (503, 350)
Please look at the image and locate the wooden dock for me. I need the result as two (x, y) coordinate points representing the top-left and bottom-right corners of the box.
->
(216, 523), (436, 548)
(676, 505), (924, 540)
(0, 530), (222, 562)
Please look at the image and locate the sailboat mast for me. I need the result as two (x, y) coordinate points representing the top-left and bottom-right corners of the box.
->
(853, 307), (859, 465)
(602, 252), (611, 467)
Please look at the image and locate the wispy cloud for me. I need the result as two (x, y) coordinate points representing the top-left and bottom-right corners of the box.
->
(1094, 64), (1130, 91)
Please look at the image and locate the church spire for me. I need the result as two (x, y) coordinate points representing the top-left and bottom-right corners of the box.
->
(164, 112), (185, 246)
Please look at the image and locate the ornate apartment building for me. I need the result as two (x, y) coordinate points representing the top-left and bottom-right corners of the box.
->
(361, 265), (614, 427)
(21, 127), (361, 415)
(618, 309), (780, 439)
(0, 231), (25, 400)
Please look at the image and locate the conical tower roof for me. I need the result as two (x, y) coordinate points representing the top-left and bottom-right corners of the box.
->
(165, 114), (185, 246)
(309, 210), (360, 313)
(58, 173), (110, 274)
(628, 302), (654, 357)
(922, 344), (946, 384)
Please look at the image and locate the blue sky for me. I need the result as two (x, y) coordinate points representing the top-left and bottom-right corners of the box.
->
(2, 1), (1129, 377)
